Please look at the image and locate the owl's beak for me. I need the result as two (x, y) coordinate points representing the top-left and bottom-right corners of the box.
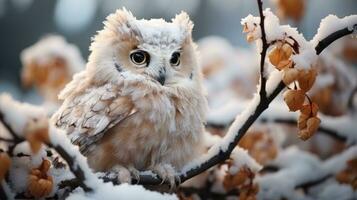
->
(156, 74), (166, 85)
(156, 68), (166, 85)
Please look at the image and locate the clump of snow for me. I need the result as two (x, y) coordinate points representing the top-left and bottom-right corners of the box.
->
(322, 146), (357, 173)
(311, 14), (357, 47)
(67, 183), (178, 200)
(48, 125), (100, 188)
(317, 183), (356, 200)
(229, 147), (262, 174)
(242, 9), (318, 70)
(257, 146), (325, 200)
(319, 114), (357, 144)
(0, 93), (46, 136)
(20, 35), (84, 74)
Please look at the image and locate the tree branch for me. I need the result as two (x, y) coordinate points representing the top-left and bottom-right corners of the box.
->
(261, 118), (347, 142)
(83, 8), (356, 188)
(315, 26), (356, 55)
(257, 0), (269, 100)
(0, 110), (93, 192)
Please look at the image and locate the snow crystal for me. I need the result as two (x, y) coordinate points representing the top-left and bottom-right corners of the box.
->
(311, 14), (357, 48)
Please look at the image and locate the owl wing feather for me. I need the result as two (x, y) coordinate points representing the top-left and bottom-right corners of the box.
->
(53, 79), (137, 155)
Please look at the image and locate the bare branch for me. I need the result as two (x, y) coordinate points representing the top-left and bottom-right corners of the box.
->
(257, 0), (269, 101)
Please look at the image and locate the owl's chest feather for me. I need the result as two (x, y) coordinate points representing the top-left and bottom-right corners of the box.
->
(91, 86), (206, 171)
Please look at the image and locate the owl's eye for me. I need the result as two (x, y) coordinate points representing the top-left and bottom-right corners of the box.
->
(170, 52), (180, 66)
(130, 50), (149, 67)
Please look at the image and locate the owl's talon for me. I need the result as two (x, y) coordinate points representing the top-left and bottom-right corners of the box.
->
(112, 165), (132, 184)
(128, 166), (140, 183)
(152, 164), (179, 189)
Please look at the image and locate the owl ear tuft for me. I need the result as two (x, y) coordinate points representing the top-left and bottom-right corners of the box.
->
(105, 7), (141, 41)
(172, 11), (194, 37)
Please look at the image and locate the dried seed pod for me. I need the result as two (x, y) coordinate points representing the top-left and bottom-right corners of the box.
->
(243, 23), (249, 33)
(283, 89), (305, 111)
(28, 177), (53, 198)
(298, 129), (313, 141)
(0, 153), (11, 181)
(300, 103), (319, 117)
(307, 117), (321, 134)
(28, 160), (53, 198)
(223, 169), (248, 191)
(298, 113), (309, 129)
(25, 117), (50, 153)
(247, 33), (256, 43)
(298, 69), (317, 92)
(269, 43), (293, 70)
(277, 59), (293, 71)
(282, 67), (299, 85)
(276, 0), (305, 21)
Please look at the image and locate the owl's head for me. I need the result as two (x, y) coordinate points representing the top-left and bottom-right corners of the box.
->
(87, 8), (201, 89)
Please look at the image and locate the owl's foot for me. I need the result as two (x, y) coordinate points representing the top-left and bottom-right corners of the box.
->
(152, 164), (180, 189)
(112, 165), (132, 184)
(128, 166), (140, 183)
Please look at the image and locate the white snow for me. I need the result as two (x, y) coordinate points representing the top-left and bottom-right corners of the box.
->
(242, 9), (318, 70)
(317, 183), (356, 200)
(229, 147), (262, 174)
(0, 93), (46, 136)
(311, 14), (357, 47)
(66, 183), (178, 200)
(257, 146), (325, 200)
(20, 35), (85, 75)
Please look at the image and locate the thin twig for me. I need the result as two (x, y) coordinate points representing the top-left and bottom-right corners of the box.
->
(257, 0), (269, 101)
(0, 137), (14, 143)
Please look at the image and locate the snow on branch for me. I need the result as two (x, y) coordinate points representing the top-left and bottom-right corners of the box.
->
(0, 94), (176, 199)
(0, 1), (356, 198)
(101, 0), (356, 187)
(257, 145), (357, 199)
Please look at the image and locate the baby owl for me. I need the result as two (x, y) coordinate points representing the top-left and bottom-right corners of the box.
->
(51, 9), (207, 186)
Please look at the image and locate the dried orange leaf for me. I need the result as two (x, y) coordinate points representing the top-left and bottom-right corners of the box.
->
(300, 103), (319, 117)
(282, 67), (299, 85)
(298, 129), (313, 141)
(247, 33), (255, 43)
(277, 59), (293, 71)
(298, 113), (309, 129)
(307, 117), (321, 134)
(269, 44), (293, 70)
(283, 89), (305, 111)
(277, 0), (305, 21)
(0, 153), (11, 181)
(298, 69), (317, 92)
(243, 23), (249, 33)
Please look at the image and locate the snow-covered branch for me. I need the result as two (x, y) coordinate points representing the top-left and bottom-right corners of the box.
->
(92, 1), (356, 187)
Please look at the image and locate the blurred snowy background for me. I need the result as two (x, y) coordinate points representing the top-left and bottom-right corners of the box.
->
(0, 0), (356, 105)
